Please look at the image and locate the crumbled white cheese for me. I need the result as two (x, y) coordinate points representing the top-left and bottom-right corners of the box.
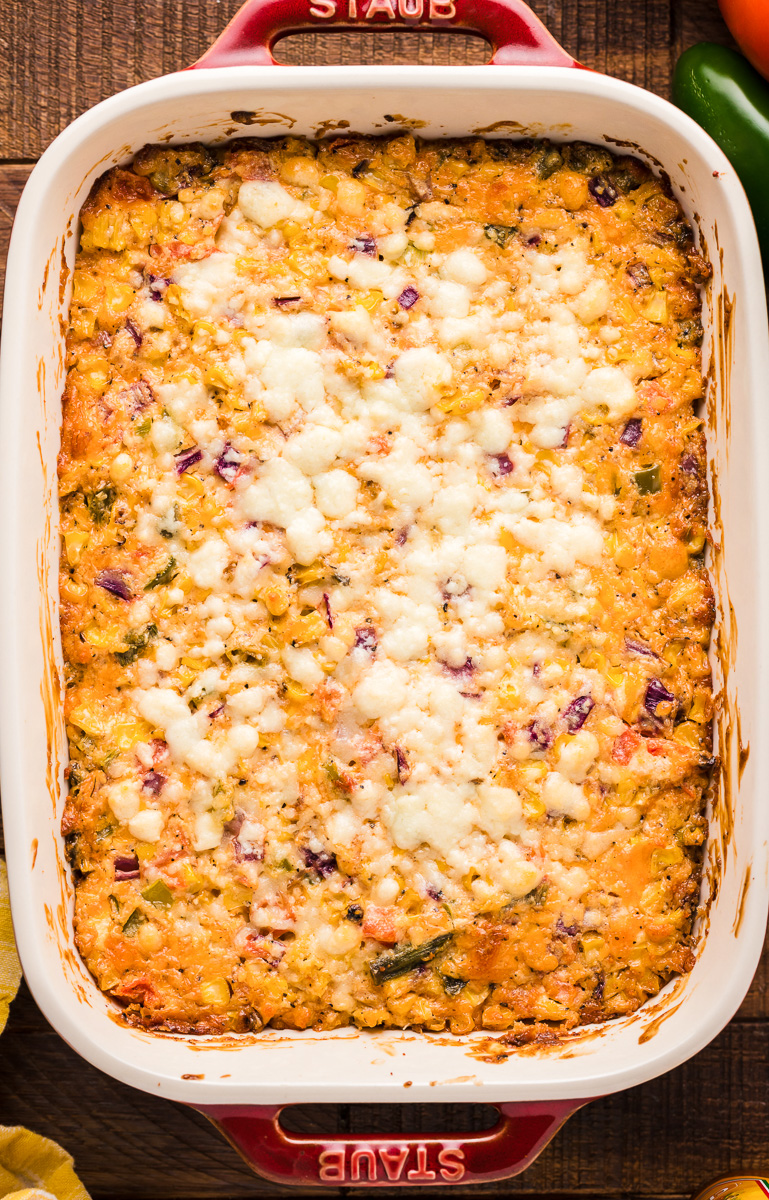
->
(128, 808), (165, 842)
(313, 470), (359, 519)
(238, 180), (310, 227)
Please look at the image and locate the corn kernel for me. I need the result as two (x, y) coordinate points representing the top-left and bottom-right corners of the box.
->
(178, 474), (205, 501)
(437, 389), (487, 416)
(104, 280), (135, 314)
(652, 846), (684, 872)
(261, 581), (290, 617)
(64, 530), (89, 567)
(359, 289), (384, 312)
(200, 978), (231, 1008)
(69, 704), (110, 738)
(109, 452), (133, 483)
(61, 577), (88, 602)
(290, 612), (328, 645)
(688, 694), (709, 723)
(284, 679), (309, 704)
(558, 171), (589, 210)
(137, 922), (163, 954)
(336, 177), (367, 216)
(83, 623), (124, 651)
(280, 156), (320, 187)
(112, 719), (152, 749)
(522, 795), (546, 820)
(204, 363), (237, 390)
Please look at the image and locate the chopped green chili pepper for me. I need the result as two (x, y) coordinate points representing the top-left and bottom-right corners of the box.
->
(635, 465), (662, 495)
(144, 557), (177, 590)
(95, 820), (117, 842)
(534, 145), (564, 179)
(484, 224), (517, 247)
(369, 932), (453, 986)
(108, 894), (120, 917)
(136, 416), (152, 437)
(85, 486), (116, 525)
(141, 879), (173, 907)
(674, 44), (769, 273)
(122, 908), (147, 936)
(114, 623), (158, 666)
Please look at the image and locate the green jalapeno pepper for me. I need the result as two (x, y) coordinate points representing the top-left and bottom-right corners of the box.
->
(673, 43), (769, 271)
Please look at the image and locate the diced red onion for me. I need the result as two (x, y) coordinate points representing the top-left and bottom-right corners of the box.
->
(443, 657), (475, 680)
(354, 626), (378, 653)
(556, 916), (579, 937)
(208, 703), (225, 719)
(322, 592), (334, 630)
(625, 638), (658, 658)
(301, 847), (337, 878)
(681, 454), (699, 475)
(175, 446), (202, 475)
(395, 525), (410, 546)
(589, 175), (618, 207)
(620, 419), (642, 447)
(142, 771), (165, 795)
(273, 295), (301, 307)
(397, 286), (420, 310)
(644, 678), (675, 716)
(242, 930), (285, 962)
(532, 662), (541, 678)
(503, 394), (521, 406)
(215, 444), (242, 484)
(526, 234), (542, 247)
(385, 361), (396, 379)
(627, 261), (651, 289)
(95, 570), (132, 601)
(562, 694), (594, 732)
(395, 746), (410, 784)
(124, 318), (142, 347)
(489, 453), (514, 477)
(426, 884), (443, 902)
(129, 380), (154, 411)
(225, 810), (245, 836)
(148, 275), (170, 302)
(559, 425), (571, 449)
(96, 330), (112, 349)
(350, 235), (376, 256)
(114, 853), (140, 881)
(234, 838), (264, 863)
(528, 720), (552, 750)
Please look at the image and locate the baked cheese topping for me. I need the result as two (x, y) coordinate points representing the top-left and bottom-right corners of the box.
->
(60, 136), (713, 1037)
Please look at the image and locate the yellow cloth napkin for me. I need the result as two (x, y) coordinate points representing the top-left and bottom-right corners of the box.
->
(0, 1126), (90, 1200)
(0, 863), (91, 1199)
(0, 862), (21, 1035)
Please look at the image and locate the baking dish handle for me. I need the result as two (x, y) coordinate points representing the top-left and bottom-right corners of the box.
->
(196, 1098), (592, 1186)
(191, 0), (580, 69)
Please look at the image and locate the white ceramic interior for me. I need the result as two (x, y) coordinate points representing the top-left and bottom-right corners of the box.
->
(1, 63), (767, 1106)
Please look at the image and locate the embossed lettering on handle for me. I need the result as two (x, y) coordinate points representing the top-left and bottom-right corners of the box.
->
(191, 0), (580, 69)
(197, 1100), (593, 1187)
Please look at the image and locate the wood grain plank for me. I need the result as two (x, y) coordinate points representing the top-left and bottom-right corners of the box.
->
(0, 0), (731, 159)
(0, 164), (32, 300)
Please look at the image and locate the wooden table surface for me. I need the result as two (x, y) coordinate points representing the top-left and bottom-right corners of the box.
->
(1, 0), (767, 1196)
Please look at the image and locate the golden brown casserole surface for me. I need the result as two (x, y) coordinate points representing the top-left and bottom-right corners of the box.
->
(59, 135), (713, 1036)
